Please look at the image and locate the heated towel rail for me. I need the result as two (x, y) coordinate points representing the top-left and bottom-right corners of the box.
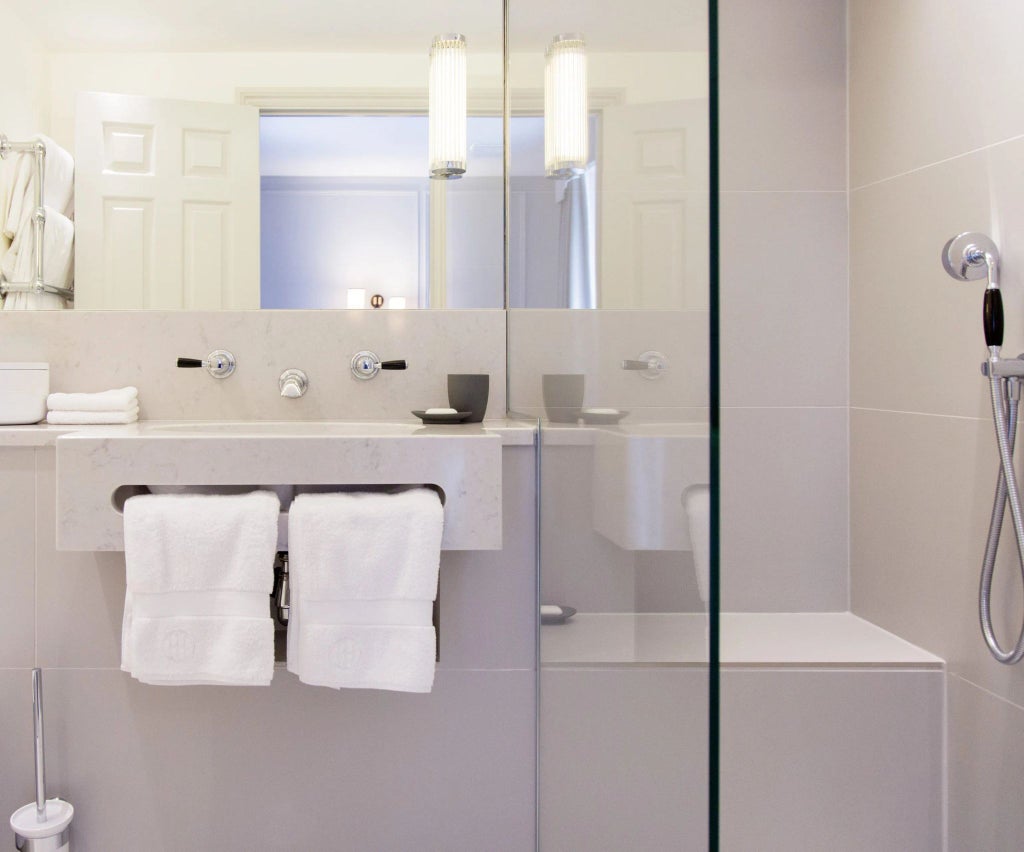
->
(0, 134), (74, 302)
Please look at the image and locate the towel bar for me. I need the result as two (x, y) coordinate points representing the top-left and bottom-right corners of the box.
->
(0, 134), (74, 304)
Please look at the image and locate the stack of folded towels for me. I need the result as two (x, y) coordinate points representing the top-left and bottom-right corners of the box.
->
(46, 386), (139, 424)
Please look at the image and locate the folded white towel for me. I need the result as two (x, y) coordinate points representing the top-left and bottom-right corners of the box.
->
(47, 386), (138, 412)
(122, 490), (280, 686)
(287, 488), (443, 693)
(1, 205), (74, 311)
(46, 405), (139, 425)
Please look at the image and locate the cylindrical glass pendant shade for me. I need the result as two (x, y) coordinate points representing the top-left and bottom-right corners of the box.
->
(429, 33), (467, 179)
(545, 34), (588, 178)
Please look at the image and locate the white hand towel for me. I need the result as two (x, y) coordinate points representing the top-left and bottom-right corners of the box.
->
(122, 490), (280, 686)
(287, 488), (443, 693)
(1, 205), (74, 311)
(47, 386), (138, 412)
(46, 405), (139, 425)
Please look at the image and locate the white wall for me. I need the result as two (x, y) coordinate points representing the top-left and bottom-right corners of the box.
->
(0, 0), (50, 138)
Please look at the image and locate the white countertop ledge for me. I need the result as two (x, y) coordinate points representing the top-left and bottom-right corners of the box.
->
(0, 418), (538, 448)
(541, 612), (944, 668)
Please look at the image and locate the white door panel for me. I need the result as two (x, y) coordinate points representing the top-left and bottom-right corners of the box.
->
(599, 100), (708, 309)
(75, 92), (259, 309)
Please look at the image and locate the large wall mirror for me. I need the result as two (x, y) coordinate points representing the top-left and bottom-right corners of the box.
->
(0, 0), (705, 312)
(0, 1), (503, 310)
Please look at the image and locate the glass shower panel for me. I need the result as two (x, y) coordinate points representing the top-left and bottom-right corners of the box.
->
(506, 1), (712, 847)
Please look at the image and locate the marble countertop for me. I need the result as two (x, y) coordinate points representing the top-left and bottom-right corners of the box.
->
(0, 418), (539, 448)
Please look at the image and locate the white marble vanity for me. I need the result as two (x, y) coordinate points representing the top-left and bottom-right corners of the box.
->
(34, 420), (536, 552)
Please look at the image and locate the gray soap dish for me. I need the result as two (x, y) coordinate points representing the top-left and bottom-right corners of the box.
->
(412, 410), (473, 424)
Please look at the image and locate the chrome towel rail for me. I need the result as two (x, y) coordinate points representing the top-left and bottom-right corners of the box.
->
(0, 134), (74, 302)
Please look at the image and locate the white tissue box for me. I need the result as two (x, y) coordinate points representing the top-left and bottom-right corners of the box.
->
(0, 362), (49, 424)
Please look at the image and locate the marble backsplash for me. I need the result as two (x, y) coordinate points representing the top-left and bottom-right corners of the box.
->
(0, 310), (507, 421)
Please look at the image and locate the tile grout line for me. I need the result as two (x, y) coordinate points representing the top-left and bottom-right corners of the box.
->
(851, 406), (988, 423)
(850, 131), (1024, 193)
(952, 671), (1024, 716)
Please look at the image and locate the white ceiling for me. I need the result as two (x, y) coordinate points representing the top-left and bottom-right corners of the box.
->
(14, 0), (706, 53)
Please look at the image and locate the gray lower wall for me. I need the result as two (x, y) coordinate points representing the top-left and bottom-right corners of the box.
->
(849, 2), (1024, 848)
(0, 446), (537, 851)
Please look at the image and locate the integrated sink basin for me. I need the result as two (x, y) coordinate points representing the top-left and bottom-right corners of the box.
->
(56, 420), (504, 551)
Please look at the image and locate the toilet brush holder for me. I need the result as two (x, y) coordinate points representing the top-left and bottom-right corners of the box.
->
(10, 801), (73, 852)
(10, 670), (72, 851)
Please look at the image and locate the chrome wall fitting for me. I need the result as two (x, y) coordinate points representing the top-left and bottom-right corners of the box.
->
(350, 350), (408, 380)
(176, 350), (236, 379)
(620, 350), (669, 380)
(279, 369), (308, 398)
(942, 232), (1000, 286)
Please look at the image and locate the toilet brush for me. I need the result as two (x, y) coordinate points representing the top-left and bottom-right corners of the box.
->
(9, 669), (73, 851)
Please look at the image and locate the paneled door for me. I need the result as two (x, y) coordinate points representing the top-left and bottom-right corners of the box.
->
(74, 92), (259, 309)
(599, 99), (709, 310)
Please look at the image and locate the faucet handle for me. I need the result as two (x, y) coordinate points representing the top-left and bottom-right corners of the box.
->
(620, 350), (668, 380)
(177, 350), (235, 379)
(351, 351), (408, 380)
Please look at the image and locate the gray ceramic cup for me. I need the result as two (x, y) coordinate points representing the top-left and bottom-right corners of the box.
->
(542, 374), (585, 423)
(447, 374), (489, 423)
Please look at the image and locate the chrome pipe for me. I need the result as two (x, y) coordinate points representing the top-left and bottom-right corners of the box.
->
(32, 668), (46, 819)
(33, 144), (46, 296)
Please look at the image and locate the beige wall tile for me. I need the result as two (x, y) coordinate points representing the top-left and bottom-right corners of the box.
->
(720, 0), (847, 192)
(540, 668), (709, 850)
(35, 449), (126, 669)
(0, 310), (507, 422)
(0, 449), (35, 667)
(850, 0), (1024, 188)
(721, 669), (944, 851)
(850, 140), (1024, 418)
(851, 409), (1024, 707)
(39, 668), (535, 851)
(722, 191), (848, 407)
(0, 670), (35, 823)
(948, 674), (1024, 852)
(722, 406), (848, 611)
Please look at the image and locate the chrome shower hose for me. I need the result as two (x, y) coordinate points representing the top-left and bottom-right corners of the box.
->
(981, 372), (1024, 664)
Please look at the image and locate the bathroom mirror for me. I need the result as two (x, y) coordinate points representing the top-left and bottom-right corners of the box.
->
(0, 0), (707, 311)
(507, 0), (709, 309)
(0, 0), (504, 310)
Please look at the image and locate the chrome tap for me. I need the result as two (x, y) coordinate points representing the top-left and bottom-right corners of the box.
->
(279, 369), (309, 399)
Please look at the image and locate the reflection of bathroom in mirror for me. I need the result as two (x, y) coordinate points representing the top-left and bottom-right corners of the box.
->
(0, 0), (705, 312)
